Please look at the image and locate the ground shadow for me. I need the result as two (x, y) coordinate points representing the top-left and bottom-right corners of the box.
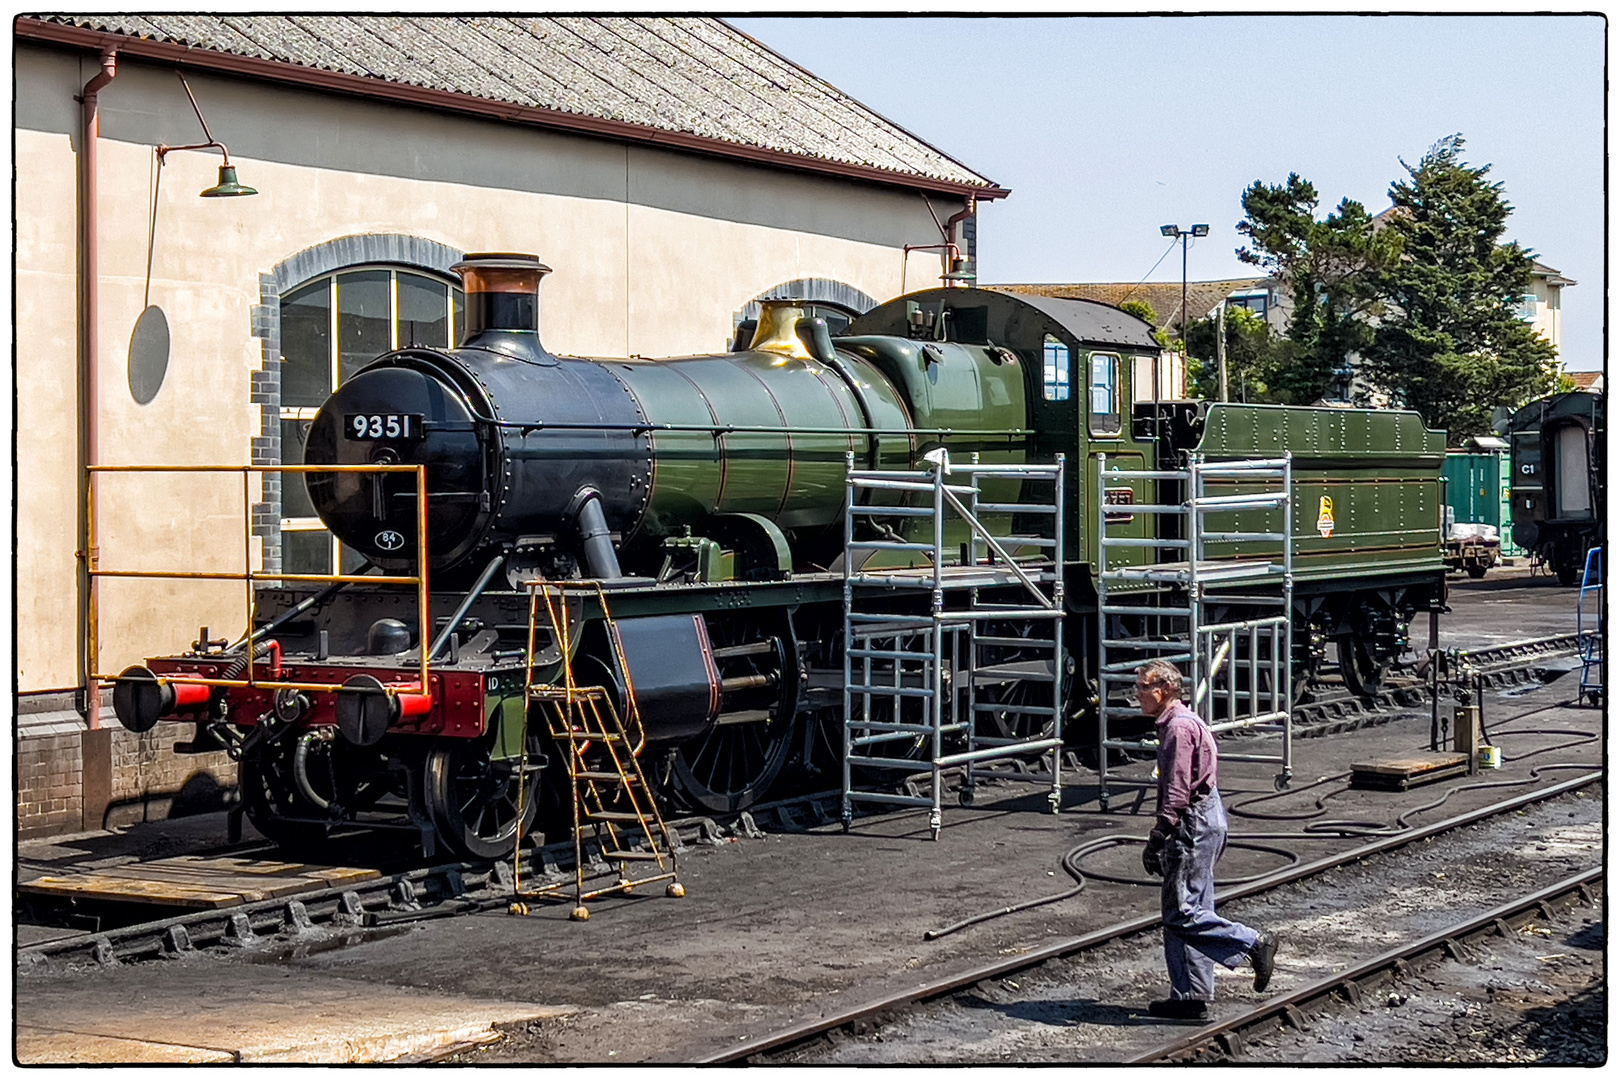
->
(954, 992), (1177, 1028)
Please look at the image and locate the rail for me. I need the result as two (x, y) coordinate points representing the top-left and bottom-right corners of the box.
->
(698, 771), (1600, 1063)
(1131, 867), (1603, 1063)
(86, 463), (431, 695)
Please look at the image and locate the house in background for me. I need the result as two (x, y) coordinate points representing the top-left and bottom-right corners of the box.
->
(14, 13), (1006, 837)
(1522, 260), (1576, 377)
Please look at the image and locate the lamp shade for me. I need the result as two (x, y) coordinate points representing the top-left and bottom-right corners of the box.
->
(1192, 224), (1210, 237)
(1160, 224), (1178, 237)
(200, 163), (257, 198)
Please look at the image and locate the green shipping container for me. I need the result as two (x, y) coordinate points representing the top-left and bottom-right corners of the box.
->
(1442, 450), (1520, 556)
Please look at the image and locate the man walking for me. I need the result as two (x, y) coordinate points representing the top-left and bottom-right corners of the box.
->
(1136, 659), (1279, 1021)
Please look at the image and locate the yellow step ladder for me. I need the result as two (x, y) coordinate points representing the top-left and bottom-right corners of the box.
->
(510, 582), (684, 921)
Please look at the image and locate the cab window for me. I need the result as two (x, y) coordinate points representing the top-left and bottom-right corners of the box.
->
(1042, 334), (1071, 401)
(1088, 352), (1121, 435)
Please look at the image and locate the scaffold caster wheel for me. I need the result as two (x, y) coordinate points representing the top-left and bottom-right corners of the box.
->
(507, 901), (530, 917)
(1274, 773), (1292, 792)
(1099, 797), (1111, 814)
(666, 882), (686, 898)
(841, 813), (852, 834)
(1048, 794), (1061, 815)
(570, 906), (591, 922)
(958, 787), (975, 807)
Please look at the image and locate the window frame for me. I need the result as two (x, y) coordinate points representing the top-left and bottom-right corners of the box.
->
(1042, 334), (1072, 402)
(278, 265), (461, 575)
(1086, 351), (1123, 437)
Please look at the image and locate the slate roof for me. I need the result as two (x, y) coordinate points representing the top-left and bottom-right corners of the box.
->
(19, 15), (1003, 196)
(992, 278), (1270, 332)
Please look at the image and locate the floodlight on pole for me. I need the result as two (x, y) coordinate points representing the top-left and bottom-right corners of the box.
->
(1161, 223), (1210, 345)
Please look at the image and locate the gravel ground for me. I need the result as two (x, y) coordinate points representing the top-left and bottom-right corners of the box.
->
(1239, 908), (1604, 1064)
(770, 783), (1603, 1064)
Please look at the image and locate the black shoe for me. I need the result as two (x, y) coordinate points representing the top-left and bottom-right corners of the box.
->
(1147, 998), (1209, 1021)
(1250, 929), (1279, 992)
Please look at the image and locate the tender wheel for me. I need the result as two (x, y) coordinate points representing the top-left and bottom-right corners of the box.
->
(423, 730), (543, 861)
(1467, 565), (1488, 580)
(1335, 634), (1386, 698)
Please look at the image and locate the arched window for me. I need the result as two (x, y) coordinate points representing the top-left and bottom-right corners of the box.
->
(278, 266), (464, 574)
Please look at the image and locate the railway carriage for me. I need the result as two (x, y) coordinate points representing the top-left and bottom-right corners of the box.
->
(1506, 389), (1605, 586)
(114, 255), (1447, 858)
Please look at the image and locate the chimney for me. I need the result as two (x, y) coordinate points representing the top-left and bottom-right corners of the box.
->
(451, 253), (551, 350)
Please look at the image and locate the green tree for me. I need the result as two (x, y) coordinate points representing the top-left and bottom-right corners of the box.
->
(1362, 135), (1557, 438)
(1119, 300), (1177, 352)
(1236, 173), (1401, 404)
(1184, 305), (1285, 402)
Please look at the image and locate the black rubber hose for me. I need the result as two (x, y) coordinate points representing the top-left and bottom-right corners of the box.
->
(924, 720), (1599, 942)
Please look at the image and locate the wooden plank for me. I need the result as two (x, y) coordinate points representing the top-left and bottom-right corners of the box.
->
(1351, 753), (1469, 775)
(17, 856), (383, 910)
(19, 874), (248, 909)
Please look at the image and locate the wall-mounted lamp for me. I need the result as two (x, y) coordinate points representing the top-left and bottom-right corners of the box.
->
(156, 71), (257, 197)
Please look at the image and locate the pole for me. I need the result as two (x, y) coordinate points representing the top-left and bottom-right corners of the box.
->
(1180, 234), (1189, 352)
(1217, 299), (1228, 402)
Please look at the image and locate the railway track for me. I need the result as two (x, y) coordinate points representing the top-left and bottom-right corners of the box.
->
(698, 771), (1603, 1064)
(1130, 868), (1602, 1064)
(16, 633), (1585, 971)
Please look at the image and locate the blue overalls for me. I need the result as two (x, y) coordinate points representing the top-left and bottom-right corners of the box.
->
(1160, 787), (1261, 1001)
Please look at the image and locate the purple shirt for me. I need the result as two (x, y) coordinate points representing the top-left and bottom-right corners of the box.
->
(1154, 700), (1218, 831)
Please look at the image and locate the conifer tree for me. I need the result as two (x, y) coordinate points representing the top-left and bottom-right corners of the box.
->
(1363, 135), (1556, 438)
(1236, 174), (1400, 404)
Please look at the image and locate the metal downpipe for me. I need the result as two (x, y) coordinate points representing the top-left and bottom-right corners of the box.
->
(79, 45), (117, 727)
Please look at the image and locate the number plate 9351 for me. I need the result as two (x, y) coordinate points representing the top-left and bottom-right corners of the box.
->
(345, 413), (423, 440)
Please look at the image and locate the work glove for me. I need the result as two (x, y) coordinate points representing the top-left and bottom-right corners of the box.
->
(1141, 827), (1168, 877)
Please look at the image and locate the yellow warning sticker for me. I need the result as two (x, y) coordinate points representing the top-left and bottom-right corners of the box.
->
(1317, 495), (1335, 538)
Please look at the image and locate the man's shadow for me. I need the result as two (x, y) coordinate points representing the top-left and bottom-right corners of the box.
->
(956, 993), (1174, 1027)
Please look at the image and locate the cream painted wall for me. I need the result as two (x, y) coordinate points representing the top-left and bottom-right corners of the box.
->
(15, 44), (974, 692)
(1528, 276), (1564, 364)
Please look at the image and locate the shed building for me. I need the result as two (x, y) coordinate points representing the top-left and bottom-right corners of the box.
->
(13, 14), (1006, 836)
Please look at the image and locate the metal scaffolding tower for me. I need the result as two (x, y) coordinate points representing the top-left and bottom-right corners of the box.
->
(1095, 453), (1294, 810)
(841, 451), (1066, 839)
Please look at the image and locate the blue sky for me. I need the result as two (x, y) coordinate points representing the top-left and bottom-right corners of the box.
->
(732, 14), (1604, 371)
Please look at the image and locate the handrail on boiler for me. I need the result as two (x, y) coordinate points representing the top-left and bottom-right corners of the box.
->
(85, 463), (431, 697)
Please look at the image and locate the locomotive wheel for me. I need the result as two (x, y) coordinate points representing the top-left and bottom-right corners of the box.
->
(976, 620), (1070, 744)
(670, 613), (798, 815)
(239, 747), (330, 850)
(1335, 634), (1386, 698)
(671, 714), (796, 814)
(423, 730), (543, 861)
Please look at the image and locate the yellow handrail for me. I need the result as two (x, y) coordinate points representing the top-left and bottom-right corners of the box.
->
(85, 462), (432, 697)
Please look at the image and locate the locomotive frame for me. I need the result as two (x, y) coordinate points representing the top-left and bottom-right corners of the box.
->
(107, 258), (1449, 859)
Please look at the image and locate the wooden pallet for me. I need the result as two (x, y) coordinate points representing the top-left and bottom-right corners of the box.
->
(19, 856), (381, 910)
(1349, 752), (1472, 792)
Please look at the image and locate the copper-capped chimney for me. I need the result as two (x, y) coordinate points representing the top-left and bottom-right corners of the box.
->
(450, 252), (551, 352)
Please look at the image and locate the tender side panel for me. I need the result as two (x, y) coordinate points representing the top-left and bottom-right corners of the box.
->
(1193, 404), (1446, 587)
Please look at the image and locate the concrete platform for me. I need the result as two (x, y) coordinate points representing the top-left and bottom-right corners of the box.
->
(15, 963), (574, 1063)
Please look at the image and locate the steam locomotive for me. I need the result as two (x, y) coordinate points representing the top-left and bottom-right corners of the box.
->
(113, 254), (1447, 859)
(1506, 389), (1605, 585)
